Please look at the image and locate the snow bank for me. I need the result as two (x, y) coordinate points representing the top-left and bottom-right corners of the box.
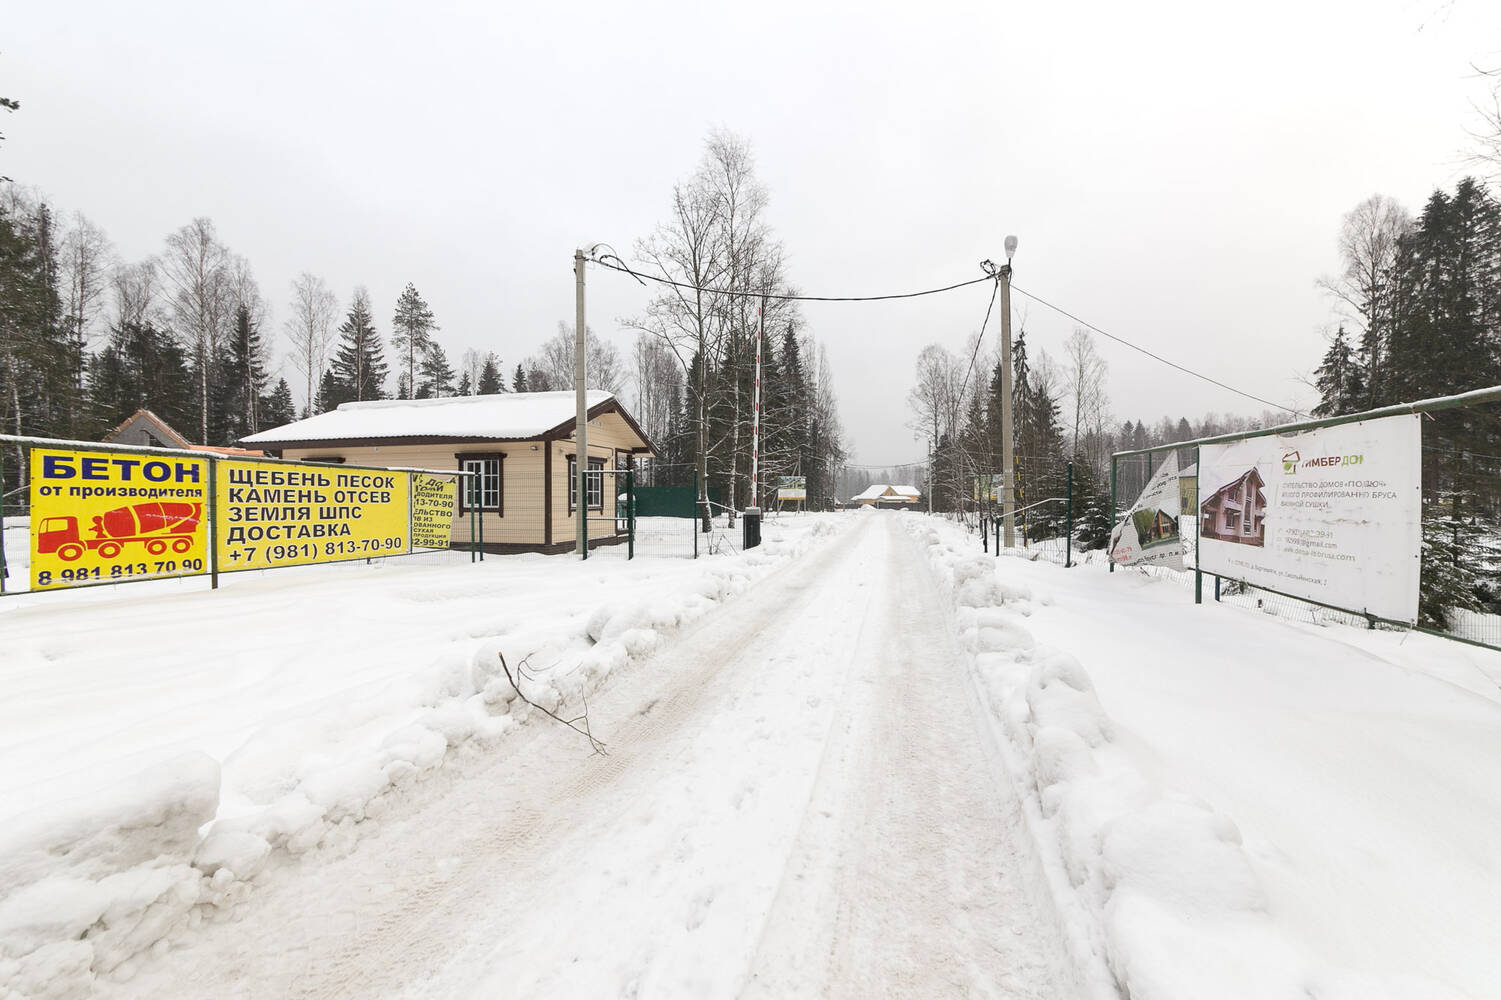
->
(904, 515), (1314, 998)
(0, 514), (845, 997)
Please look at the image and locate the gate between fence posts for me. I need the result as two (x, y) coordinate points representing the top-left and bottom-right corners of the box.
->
(1107, 385), (1501, 652)
(0, 434), (474, 597)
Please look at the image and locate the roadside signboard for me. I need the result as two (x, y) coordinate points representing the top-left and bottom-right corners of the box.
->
(29, 448), (210, 591)
(1109, 452), (1184, 570)
(216, 460), (410, 571)
(777, 476), (807, 501)
(1196, 414), (1421, 623)
(411, 473), (458, 549)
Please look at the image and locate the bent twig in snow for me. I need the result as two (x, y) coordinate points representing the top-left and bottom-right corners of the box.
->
(499, 651), (608, 755)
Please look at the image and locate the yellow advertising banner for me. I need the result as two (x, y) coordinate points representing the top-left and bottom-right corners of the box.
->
(29, 448), (210, 590)
(411, 474), (457, 549)
(216, 460), (410, 570)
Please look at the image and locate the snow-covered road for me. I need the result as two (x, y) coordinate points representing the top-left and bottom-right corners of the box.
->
(101, 514), (1082, 999)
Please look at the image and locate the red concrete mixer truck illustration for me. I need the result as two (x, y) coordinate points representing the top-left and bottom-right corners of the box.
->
(37, 502), (202, 560)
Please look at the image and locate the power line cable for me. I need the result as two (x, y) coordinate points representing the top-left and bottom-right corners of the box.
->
(595, 250), (1304, 418)
(1008, 283), (1305, 417)
(591, 255), (994, 302)
(955, 279), (1000, 411)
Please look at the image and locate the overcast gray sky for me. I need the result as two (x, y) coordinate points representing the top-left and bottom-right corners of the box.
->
(6, 0), (1501, 465)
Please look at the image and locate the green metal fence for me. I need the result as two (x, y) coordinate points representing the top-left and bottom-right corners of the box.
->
(1109, 386), (1501, 652)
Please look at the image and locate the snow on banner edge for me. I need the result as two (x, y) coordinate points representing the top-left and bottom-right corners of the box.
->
(1196, 413), (1421, 624)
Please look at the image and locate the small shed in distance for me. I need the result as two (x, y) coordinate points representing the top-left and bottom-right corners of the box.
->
(241, 391), (657, 553)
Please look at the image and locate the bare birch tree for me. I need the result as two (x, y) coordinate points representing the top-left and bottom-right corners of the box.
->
(111, 259), (161, 331)
(59, 213), (115, 414)
(1317, 194), (1411, 405)
(1062, 328), (1110, 473)
(285, 272), (338, 415)
(160, 217), (232, 443)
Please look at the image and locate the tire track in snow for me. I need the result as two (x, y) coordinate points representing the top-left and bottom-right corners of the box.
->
(103, 517), (876, 999)
(740, 516), (1074, 999)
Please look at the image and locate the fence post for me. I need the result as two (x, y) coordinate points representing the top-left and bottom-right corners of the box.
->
(478, 485), (485, 560)
(993, 517), (999, 555)
(692, 468), (699, 560)
(470, 492), (477, 563)
(207, 457), (220, 590)
(627, 468), (635, 561)
(982, 514), (988, 553)
(1193, 445), (1202, 604)
(1065, 461), (1073, 568)
(0, 443), (8, 594)
(1215, 575), (1221, 601)
(1109, 454), (1117, 573)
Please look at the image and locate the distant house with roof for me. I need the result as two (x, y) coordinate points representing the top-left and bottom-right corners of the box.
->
(103, 408), (265, 457)
(852, 484), (921, 509)
(240, 391), (657, 553)
(1199, 467), (1266, 546)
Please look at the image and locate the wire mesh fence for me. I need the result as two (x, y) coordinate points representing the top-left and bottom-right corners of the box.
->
(1109, 391), (1501, 652)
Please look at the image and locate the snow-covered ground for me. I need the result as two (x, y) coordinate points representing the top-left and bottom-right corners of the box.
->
(907, 513), (1501, 999)
(0, 512), (851, 997)
(7, 507), (1500, 999)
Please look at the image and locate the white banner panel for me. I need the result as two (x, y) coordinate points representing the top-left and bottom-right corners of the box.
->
(1110, 452), (1185, 570)
(1196, 413), (1421, 623)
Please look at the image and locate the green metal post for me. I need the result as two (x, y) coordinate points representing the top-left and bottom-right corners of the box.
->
(207, 458), (220, 590)
(470, 490), (477, 562)
(0, 443), (9, 594)
(982, 515), (988, 553)
(1065, 462), (1073, 568)
(478, 486), (484, 561)
(993, 518), (999, 556)
(1215, 576), (1221, 601)
(1109, 455), (1117, 573)
(627, 468), (635, 560)
(1193, 445), (1202, 604)
(692, 468), (699, 560)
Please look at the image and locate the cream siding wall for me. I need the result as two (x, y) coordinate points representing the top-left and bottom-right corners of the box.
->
(552, 411), (643, 542)
(278, 408), (650, 549)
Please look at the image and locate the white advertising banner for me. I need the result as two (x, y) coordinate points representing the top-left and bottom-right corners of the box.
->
(1196, 413), (1421, 623)
(1109, 452), (1185, 570)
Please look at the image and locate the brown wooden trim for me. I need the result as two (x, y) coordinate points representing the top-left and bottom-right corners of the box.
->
(451, 533), (628, 556)
(304, 455), (346, 464)
(539, 398), (659, 458)
(566, 454), (606, 513)
(456, 451), (505, 516)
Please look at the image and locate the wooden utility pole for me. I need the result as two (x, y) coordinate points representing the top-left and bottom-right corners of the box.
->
(575, 249), (588, 558)
(999, 235), (1018, 547)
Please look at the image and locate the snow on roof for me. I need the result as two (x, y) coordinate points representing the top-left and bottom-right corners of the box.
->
(241, 391), (618, 445)
(852, 483), (922, 502)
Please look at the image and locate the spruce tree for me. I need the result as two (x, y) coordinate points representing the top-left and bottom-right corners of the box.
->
(513, 363), (528, 392)
(1311, 326), (1366, 417)
(418, 342), (456, 398)
(457, 370), (473, 396)
(260, 378), (296, 428)
(478, 352), (503, 394)
(222, 303), (267, 441)
(331, 287), (387, 402)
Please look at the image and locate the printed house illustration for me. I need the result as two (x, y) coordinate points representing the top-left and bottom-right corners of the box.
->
(1131, 508), (1179, 547)
(1199, 467), (1267, 546)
